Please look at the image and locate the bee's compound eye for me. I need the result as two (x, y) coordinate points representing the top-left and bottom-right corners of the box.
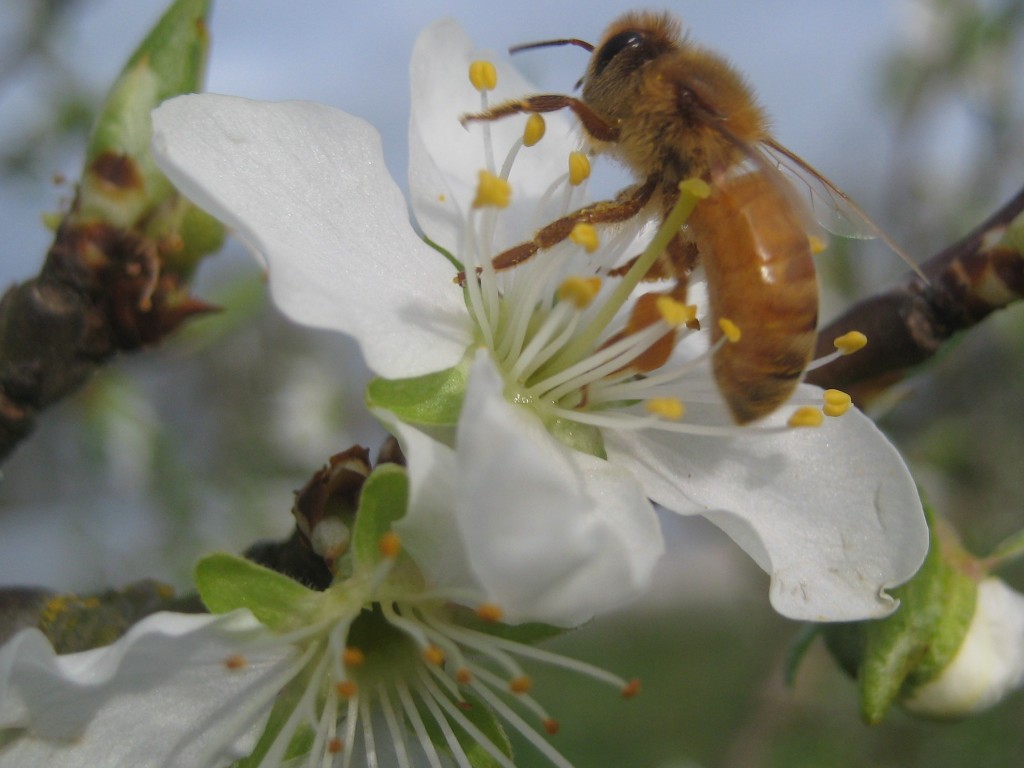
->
(592, 30), (645, 76)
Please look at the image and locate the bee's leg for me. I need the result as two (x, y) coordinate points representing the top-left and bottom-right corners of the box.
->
(462, 95), (619, 142)
(607, 233), (698, 296)
(456, 176), (658, 283)
(493, 176), (657, 269)
(669, 243), (702, 331)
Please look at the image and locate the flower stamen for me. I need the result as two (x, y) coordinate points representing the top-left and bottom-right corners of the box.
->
(645, 397), (685, 420)
(717, 317), (742, 343)
(805, 330), (868, 372)
(468, 60), (498, 174)
(569, 222), (600, 253)
(472, 170), (512, 210)
(476, 603), (504, 622)
(823, 388), (853, 417)
(787, 406), (825, 428)
(568, 151), (591, 186)
(523, 113), (546, 147)
(468, 60), (498, 92)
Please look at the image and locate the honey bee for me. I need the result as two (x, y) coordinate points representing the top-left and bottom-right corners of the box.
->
(463, 11), (907, 423)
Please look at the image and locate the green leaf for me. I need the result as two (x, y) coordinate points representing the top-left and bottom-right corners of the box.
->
(352, 464), (410, 569)
(195, 553), (319, 630)
(366, 360), (469, 426)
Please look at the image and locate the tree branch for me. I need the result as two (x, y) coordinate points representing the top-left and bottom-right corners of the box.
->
(806, 185), (1024, 403)
(0, 213), (215, 463)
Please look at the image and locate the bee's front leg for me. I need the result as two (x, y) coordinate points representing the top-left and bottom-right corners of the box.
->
(461, 94), (620, 142)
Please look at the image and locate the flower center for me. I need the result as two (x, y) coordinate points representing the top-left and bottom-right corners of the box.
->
(238, 532), (636, 768)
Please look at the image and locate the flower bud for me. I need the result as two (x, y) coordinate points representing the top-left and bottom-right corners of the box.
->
(904, 577), (1024, 717)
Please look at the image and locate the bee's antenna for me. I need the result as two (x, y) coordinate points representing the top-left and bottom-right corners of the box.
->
(509, 38), (595, 55)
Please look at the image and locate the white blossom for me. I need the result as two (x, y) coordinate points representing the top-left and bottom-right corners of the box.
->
(150, 18), (927, 621)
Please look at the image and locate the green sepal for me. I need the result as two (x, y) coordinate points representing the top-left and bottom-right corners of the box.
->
(821, 504), (979, 723)
(148, 196), (227, 275)
(548, 416), (606, 459)
(366, 359), (469, 426)
(352, 463), (410, 569)
(195, 552), (319, 631)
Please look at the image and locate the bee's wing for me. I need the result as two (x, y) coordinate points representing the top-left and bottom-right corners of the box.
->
(757, 138), (877, 238)
(758, 138), (921, 272)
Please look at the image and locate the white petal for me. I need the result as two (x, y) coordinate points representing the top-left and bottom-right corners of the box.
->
(452, 353), (663, 627)
(605, 385), (928, 621)
(151, 94), (472, 378)
(0, 611), (297, 768)
(408, 19), (580, 253)
(385, 418), (479, 594)
(905, 577), (1024, 717)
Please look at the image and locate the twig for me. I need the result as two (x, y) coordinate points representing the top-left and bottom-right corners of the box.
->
(0, 213), (214, 463)
(806, 185), (1024, 403)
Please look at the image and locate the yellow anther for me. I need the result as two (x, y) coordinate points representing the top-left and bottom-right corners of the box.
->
(787, 406), (825, 428)
(823, 389), (853, 417)
(833, 330), (867, 355)
(808, 234), (828, 254)
(456, 668), (473, 684)
(378, 531), (401, 559)
(523, 114), (546, 146)
(342, 647), (366, 667)
(655, 296), (697, 327)
(224, 654), (247, 670)
(468, 60), (497, 92)
(509, 675), (532, 694)
(570, 222), (600, 253)
(568, 151), (591, 186)
(718, 317), (742, 343)
(556, 276), (602, 308)
(472, 170), (512, 209)
(621, 678), (642, 699)
(645, 398), (685, 420)
(476, 603), (504, 623)
(543, 719), (561, 735)
(678, 177), (710, 199)
(335, 680), (358, 699)
(423, 645), (446, 666)
(327, 738), (344, 754)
